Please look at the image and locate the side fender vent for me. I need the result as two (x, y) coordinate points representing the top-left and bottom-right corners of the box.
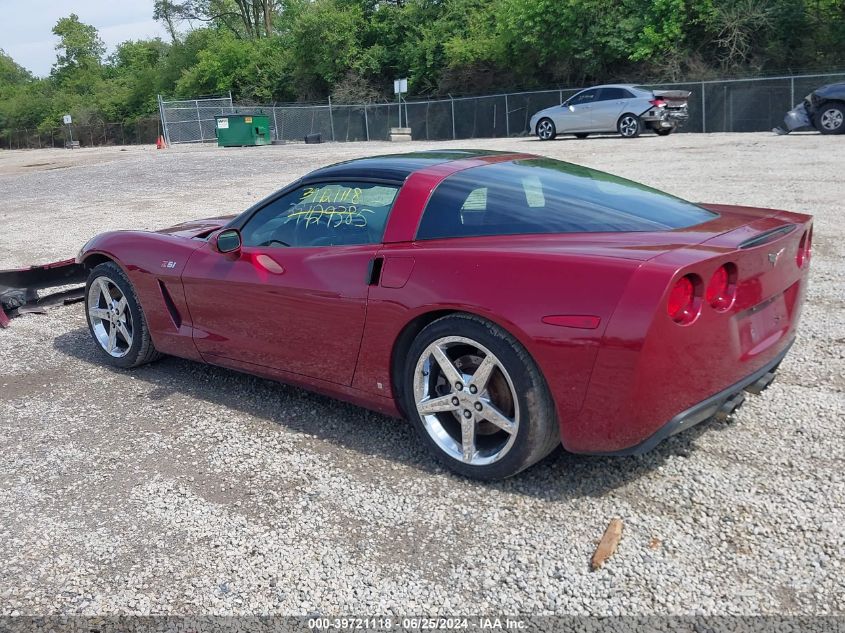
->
(157, 280), (182, 329)
(367, 256), (385, 286)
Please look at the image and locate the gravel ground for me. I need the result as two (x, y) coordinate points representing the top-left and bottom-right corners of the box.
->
(0, 133), (843, 617)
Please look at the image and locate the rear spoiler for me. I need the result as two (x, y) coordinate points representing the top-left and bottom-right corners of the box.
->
(652, 90), (691, 101)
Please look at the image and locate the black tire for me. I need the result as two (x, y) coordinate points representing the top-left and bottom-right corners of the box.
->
(815, 102), (845, 135)
(84, 262), (162, 369)
(402, 314), (559, 480)
(655, 127), (674, 136)
(617, 113), (642, 138)
(536, 118), (556, 141)
(574, 133), (590, 139)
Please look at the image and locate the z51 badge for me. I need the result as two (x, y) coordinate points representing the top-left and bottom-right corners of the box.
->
(160, 260), (177, 269)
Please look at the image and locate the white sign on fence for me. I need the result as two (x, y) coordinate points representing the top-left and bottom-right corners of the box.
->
(62, 114), (72, 125)
(393, 78), (408, 94)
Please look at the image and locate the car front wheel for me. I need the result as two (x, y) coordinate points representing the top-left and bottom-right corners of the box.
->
(404, 314), (559, 480)
(816, 103), (845, 134)
(618, 113), (642, 138)
(536, 118), (556, 141)
(85, 262), (162, 368)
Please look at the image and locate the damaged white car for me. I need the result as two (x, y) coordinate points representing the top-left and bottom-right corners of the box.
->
(530, 84), (691, 140)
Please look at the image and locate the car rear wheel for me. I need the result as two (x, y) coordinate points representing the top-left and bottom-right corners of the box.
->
(816, 103), (845, 134)
(404, 314), (559, 480)
(536, 118), (556, 141)
(618, 113), (642, 138)
(574, 133), (590, 139)
(85, 262), (162, 368)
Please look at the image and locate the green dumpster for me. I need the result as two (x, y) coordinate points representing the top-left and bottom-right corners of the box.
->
(215, 113), (271, 147)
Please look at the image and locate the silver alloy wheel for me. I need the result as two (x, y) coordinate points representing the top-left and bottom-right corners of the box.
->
(87, 276), (133, 358)
(537, 119), (554, 140)
(619, 115), (639, 137)
(413, 335), (520, 466)
(820, 108), (843, 131)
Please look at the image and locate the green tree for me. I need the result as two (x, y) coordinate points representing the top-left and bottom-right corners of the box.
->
(0, 49), (32, 86)
(287, 0), (365, 99)
(176, 31), (288, 101)
(52, 14), (105, 77)
(3, 0), (845, 135)
(100, 39), (171, 120)
(155, 0), (279, 38)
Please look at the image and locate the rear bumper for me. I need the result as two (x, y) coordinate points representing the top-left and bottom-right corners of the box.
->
(586, 338), (793, 456)
(641, 108), (689, 127)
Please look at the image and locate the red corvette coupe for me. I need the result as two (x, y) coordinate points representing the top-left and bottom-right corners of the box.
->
(78, 150), (812, 479)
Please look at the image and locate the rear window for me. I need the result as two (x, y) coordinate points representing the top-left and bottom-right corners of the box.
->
(416, 159), (717, 240)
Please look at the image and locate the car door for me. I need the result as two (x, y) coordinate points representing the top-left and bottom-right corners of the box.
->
(180, 180), (401, 385)
(555, 88), (599, 132)
(590, 87), (634, 131)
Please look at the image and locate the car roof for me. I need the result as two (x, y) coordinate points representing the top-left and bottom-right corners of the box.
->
(579, 84), (647, 91)
(302, 150), (519, 182)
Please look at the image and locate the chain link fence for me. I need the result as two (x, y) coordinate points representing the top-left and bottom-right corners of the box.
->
(157, 95), (236, 144)
(0, 118), (161, 150)
(3, 72), (842, 150)
(158, 72), (845, 145)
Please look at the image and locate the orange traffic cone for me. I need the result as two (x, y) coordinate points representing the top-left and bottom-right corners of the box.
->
(156, 135), (166, 149)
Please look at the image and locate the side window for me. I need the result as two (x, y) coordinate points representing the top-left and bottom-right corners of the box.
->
(241, 182), (399, 248)
(568, 89), (598, 106)
(599, 87), (633, 100)
(417, 171), (549, 240)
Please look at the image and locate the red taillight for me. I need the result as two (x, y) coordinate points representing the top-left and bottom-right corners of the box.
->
(667, 275), (699, 324)
(796, 228), (812, 268)
(649, 98), (666, 107)
(706, 264), (736, 312)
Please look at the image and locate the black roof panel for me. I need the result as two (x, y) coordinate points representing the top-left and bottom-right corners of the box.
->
(302, 149), (512, 182)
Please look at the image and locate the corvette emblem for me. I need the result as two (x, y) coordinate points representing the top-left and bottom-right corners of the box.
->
(768, 249), (784, 267)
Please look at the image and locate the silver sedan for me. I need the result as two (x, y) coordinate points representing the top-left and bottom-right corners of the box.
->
(530, 84), (690, 140)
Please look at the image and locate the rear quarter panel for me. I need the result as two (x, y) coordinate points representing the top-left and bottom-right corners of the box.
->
(352, 238), (644, 427)
(573, 213), (811, 453)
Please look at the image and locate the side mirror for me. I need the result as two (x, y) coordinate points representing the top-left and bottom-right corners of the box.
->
(568, 104), (576, 112)
(213, 228), (242, 255)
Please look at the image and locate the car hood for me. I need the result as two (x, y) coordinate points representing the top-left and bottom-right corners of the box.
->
(813, 82), (845, 100)
(154, 215), (237, 239)
(530, 105), (559, 121)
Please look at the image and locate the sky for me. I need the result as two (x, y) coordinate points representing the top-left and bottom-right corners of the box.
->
(0, 0), (171, 77)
